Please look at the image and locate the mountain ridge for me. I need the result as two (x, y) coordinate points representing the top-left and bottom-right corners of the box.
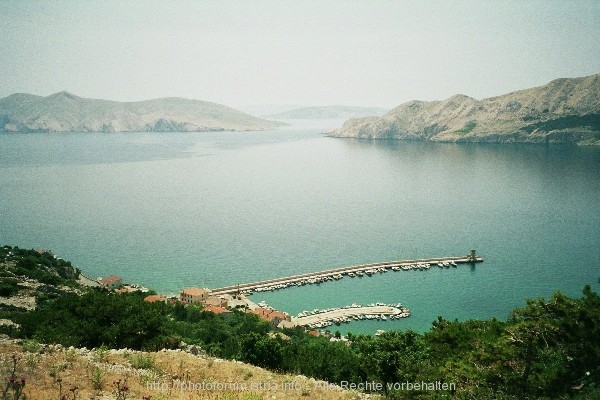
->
(0, 92), (285, 133)
(329, 74), (600, 145)
(265, 105), (388, 120)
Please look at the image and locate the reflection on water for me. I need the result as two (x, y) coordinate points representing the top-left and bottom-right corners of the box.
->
(1, 129), (599, 333)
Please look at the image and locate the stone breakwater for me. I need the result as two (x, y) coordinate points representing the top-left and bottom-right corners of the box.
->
(294, 303), (411, 329)
(210, 254), (483, 296)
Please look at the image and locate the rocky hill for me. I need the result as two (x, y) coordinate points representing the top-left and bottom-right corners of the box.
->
(266, 105), (387, 120)
(0, 246), (84, 313)
(330, 74), (600, 145)
(0, 339), (367, 400)
(0, 92), (285, 133)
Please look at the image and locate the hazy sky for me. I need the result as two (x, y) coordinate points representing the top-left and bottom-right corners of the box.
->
(1, 1), (599, 109)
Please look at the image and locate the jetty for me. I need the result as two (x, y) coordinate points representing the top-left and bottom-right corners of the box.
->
(210, 251), (483, 296)
(293, 303), (411, 329)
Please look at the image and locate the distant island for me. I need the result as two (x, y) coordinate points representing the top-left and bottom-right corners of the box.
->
(0, 92), (285, 133)
(330, 74), (600, 145)
(265, 105), (387, 120)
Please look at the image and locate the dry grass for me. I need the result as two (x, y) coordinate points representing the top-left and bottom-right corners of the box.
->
(0, 340), (375, 400)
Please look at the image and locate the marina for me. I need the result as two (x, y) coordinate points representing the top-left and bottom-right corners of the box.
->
(210, 251), (483, 296)
(293, 303), (411, 329)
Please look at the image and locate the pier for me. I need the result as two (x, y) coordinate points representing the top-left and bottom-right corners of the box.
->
(293, 304), (411, 329)
(210, 252), (483, 296)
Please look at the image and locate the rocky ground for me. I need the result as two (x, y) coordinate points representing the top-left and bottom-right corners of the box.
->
(0, 337), (375, 400)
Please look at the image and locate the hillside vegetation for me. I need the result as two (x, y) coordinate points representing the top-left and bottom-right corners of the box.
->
(330, 74), (600, 144)
(0, 92), (284, 133)
(1, 245), (599, 399)
(0, 340), (366, 400)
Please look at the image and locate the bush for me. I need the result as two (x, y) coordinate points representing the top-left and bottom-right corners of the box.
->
(0, 279), (20, 297)
(90, 365), (103, 390)
(128, 353), (155, 370)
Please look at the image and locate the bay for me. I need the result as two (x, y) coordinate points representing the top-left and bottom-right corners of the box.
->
(1, 125), (599, 334)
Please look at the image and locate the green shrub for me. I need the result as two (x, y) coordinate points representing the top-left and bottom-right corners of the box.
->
(22, 339), (43, 353)
(0, 278), (20, 297)
(92, 345), (109, 363)
(128, 353), (155, 370)
(90, 365), (103, 390)
(456, 120), (477, 135)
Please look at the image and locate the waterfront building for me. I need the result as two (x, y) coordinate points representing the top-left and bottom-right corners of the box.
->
(180, 287), (211, 304)
(99, 275), (122, 289)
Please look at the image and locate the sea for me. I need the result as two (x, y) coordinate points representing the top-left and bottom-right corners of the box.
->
(1, 120), (599, 334)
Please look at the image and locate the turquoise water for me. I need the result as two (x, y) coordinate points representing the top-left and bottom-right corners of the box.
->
(1, 127), (599, 334)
